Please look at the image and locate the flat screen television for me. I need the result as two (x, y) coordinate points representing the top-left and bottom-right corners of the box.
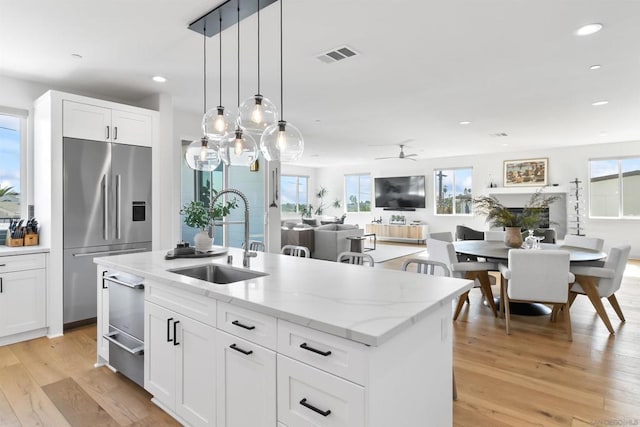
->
(374, 175), (426, 209)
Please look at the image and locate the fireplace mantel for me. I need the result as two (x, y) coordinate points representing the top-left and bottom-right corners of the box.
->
(487, 185), (567, 195)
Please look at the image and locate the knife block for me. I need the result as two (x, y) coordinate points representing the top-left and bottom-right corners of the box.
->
(6, 236), (24, 247)
(24, 233), (39, 246)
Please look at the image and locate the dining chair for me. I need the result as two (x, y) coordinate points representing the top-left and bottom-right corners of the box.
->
(568, 245), (631, 334)
(455, 225), (484, 241)
(563, 235), (604, 251)
(400, 258), (457, 401)
(483, 231), (505, 241)
(426, 238), (498, 319)
(337, 251), (374, 267)
(428, 232), (454, 242)
(242, 240), (266, 252)
(499, 250), (574, 341)
(281, 245), (310, 258)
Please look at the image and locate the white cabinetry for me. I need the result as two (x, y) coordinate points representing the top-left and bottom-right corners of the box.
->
(0, 253), (47, 344)
(145, 301), (217, 427)
(96, 267), (110, 363)
(216, 330), (276, 427)
(63, 100), (152, 147)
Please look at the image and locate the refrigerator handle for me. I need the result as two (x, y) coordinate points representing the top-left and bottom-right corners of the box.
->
(116, 174), (122, 239)
(103, 174), (109, 240)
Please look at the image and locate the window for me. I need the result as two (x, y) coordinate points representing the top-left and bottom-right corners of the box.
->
(280, 175), (308, 214)
(345, 174), (371, 212)
(434, 167), (473, 215)
(590, 157), (640, 218)
(0, 111), (24, 221)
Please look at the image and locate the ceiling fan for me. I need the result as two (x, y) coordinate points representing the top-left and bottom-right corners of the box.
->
(375, 144), (418, 161)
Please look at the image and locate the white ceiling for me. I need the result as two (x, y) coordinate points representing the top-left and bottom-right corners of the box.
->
(2, 0), (640, 167)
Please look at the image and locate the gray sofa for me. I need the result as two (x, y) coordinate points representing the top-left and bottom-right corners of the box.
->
(312, 224), (363, 261)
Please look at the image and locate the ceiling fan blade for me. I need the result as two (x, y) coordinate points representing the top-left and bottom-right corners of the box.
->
(405, 153), (418, 157)
(374, 156), (397, 160)
(405, 157), (417, 161)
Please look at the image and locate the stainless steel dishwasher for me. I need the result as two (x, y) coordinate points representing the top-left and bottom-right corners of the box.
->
(103, 272), (145, 387)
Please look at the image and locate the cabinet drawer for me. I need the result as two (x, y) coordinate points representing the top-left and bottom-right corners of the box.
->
(277, 320), (368, 386)
(277, 355), (364, 427)
(145, 281), (216, 327)
(0, 253), (46, 273)
(217, 301), (276, 350)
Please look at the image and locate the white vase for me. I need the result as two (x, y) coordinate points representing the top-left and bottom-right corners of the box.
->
(194, 229), (213, 252)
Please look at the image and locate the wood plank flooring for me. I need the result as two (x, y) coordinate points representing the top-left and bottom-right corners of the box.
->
(0, 242), (638, 426)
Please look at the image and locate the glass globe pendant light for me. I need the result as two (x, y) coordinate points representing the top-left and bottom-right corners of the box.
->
(260, 0), (304, 163)
(202, 12), (233, 142)
(219, 3), (259, 167)
(186, 19), (221, 171)
(237, 0), (278, 134)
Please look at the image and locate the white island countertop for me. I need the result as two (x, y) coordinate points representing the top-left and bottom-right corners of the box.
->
(95, 247), (473, 346)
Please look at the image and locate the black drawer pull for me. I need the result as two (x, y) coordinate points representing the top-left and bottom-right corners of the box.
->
(173, 320), (180, 346)
(230, 343), (253, 355)
(0, 277), (3, 293)
(232, 320), (256, 330)
(299, 398), (331, 417)
(300, 342), (332, 357)
(167, 317), (174, 342)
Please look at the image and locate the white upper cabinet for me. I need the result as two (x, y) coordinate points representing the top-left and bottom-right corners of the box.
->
(63, 100), (152, 147)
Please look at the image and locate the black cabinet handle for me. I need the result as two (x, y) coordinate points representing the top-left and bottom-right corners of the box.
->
(229, 343), (253, 355)
(299, 398), (331, 417)
(0, 277), (3, 293)
(173, 320), (180, 346)
(106, 126), (110, 140)
(232, 320), (256, 330)
(167, 317), (174, 342)
(300, 343), (332, 357)
(101, 271), (108, 289)
(114, 126), (118, 140)
(0, 263), (6, 266)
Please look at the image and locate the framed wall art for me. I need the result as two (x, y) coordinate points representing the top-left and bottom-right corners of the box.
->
(503, 158), (548, 186)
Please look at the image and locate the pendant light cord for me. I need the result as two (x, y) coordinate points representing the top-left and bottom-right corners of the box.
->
(203, 22), (207, 116)
(279, 0), (284, 119)
(257, 0), (260, 94)
(237, 4), (241, 109)
(219, 12), (223, 106)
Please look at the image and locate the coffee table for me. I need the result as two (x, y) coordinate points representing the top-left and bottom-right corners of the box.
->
(346, 233), (377, 253)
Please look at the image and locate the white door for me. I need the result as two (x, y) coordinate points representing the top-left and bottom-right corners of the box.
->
(0, 269), (46, 337)
(111, 109), (152, 147)
(216, 330), (276, 427)
(144, 302), (176, 408)
(175, 315), (217, 427)
(62, 100), (111, 141)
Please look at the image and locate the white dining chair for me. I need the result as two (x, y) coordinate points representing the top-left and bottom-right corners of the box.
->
(562, 235), (604, 252)
(499, 250), (574, 341)
(568, 245), (631, 334)
(426, 238), (498, 319)
(337, 251), (374, 267)
(281, 245), (310, 258)
(242, 240), (266, 252)
(400, 258), (457, 401)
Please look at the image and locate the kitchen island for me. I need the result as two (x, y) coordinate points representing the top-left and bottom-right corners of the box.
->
(95, 247), (472, 427)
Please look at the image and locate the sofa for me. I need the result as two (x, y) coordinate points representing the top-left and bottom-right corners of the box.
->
(312, 224), (363, 261)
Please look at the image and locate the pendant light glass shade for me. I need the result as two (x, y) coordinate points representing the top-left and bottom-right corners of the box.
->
(238, 94), (278, 134)
(219, 127), (259, 166)
(202, 106), (234, 141)
(185, 137), (221, 171)
(260, 120), (303, 162)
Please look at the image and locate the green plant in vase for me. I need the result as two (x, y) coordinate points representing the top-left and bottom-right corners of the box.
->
(181, 192), (238, 252)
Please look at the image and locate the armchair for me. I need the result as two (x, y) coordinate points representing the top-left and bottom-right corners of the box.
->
(312, 224), (363, 261)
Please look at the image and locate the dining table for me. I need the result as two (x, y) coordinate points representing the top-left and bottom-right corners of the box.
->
(452, 240), (607, 315)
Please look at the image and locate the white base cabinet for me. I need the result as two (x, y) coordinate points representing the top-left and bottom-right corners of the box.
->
(145, 301), (217, 427)
(0, 253), (47, 345)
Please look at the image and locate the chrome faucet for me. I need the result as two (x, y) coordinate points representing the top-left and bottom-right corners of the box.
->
(210, 188), (257, 268)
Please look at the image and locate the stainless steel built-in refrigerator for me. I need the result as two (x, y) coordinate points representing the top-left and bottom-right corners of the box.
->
(63, 138), (151, 325)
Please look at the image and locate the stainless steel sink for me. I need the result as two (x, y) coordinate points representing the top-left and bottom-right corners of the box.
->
(169, 264), (268, 285)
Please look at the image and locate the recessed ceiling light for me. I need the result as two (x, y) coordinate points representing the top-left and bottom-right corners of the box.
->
(459, 121), (471, 125)
(310, 154), (320, 157)
(502, 143), (509, 147)
(589, 64), (601, 70)
(71, 53), (83, 59)
(152, 76), (167, 83)
(599, 131), (608, 137)
(592, 100), (609, 106)
(576, 23), (603, 36)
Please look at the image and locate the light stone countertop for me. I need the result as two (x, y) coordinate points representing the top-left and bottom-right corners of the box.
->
(95, 247), (473, 346)
(0, 246), (50, 256)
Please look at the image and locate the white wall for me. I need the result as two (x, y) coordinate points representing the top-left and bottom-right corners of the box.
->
(310, 141), (640, 258)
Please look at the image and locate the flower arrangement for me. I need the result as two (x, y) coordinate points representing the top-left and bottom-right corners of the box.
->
(473, 189), (558, 229)
(180, 190), (238, 230)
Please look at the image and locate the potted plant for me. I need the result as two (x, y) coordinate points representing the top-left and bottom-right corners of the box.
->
(181, 192), (238, 252)
(473, 190), (558, 248)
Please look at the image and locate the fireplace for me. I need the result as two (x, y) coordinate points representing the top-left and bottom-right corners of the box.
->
(506, 207), (550, 229)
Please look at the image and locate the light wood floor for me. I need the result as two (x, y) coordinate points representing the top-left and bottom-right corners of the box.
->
(0, 242), (638, 426)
